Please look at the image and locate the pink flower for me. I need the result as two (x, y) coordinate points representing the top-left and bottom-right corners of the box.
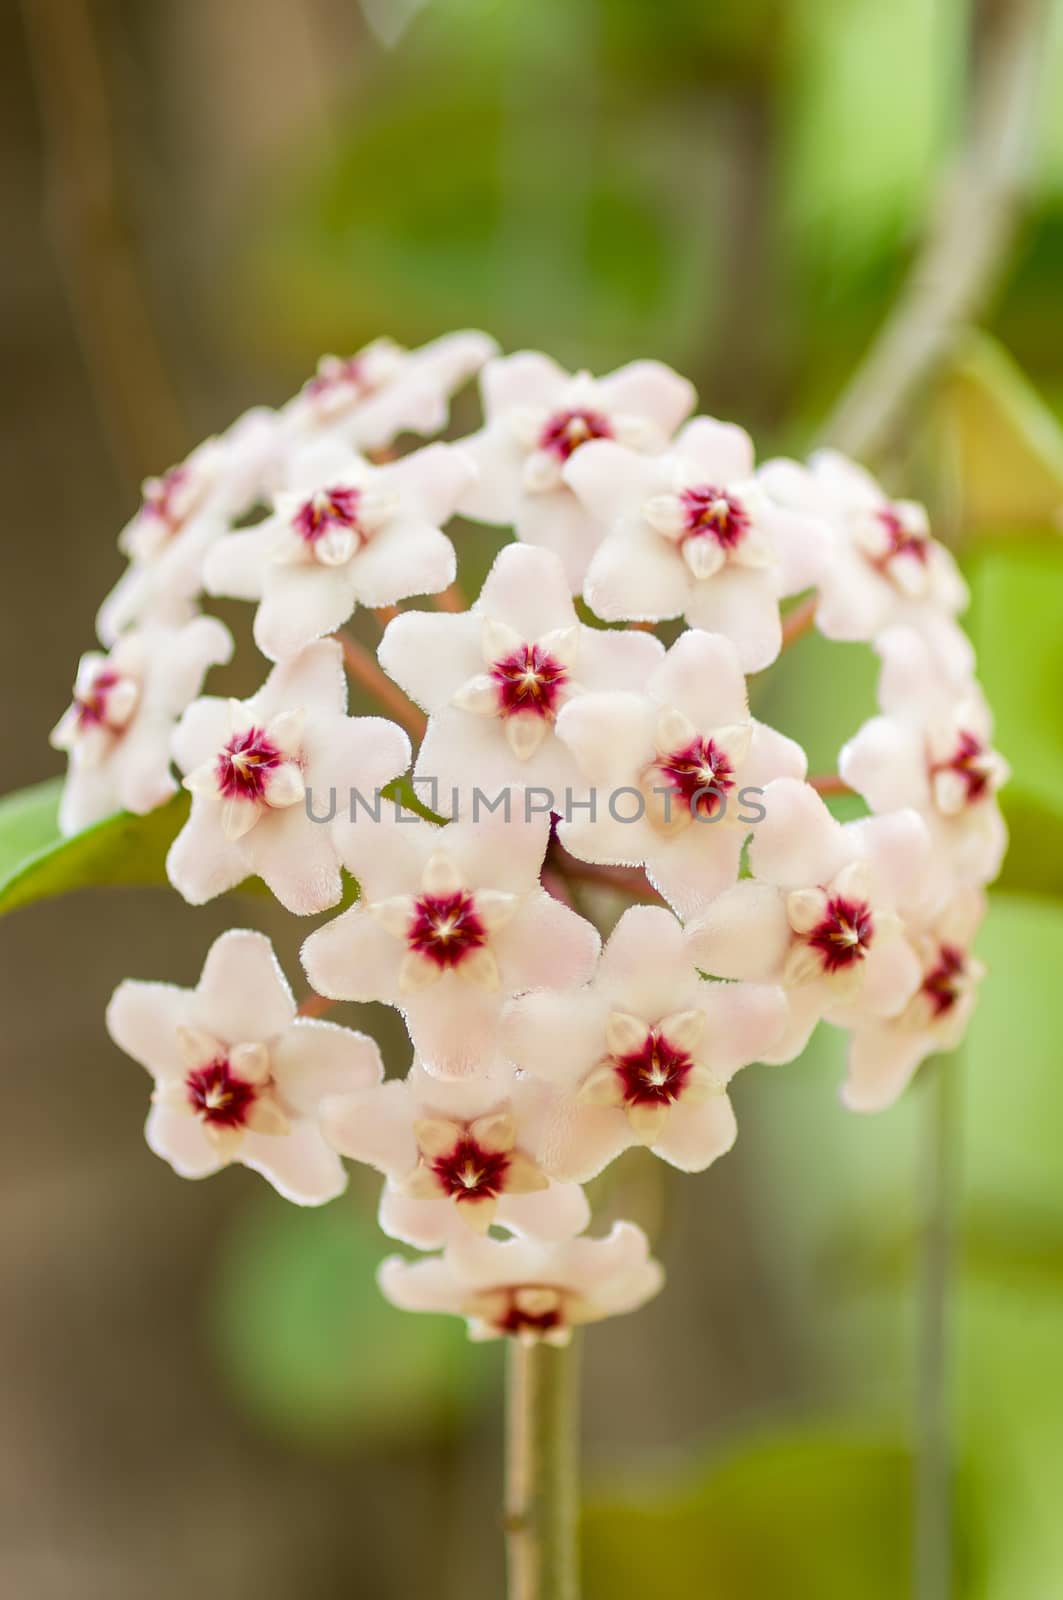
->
(840, 626), (1008, 885)
(322, 1061), (589, 1247)
(106, 930), (382, 1204)
(97, 408), (286, 643)
(204, 439), (475, 660)
(378, 1221), (663, 1344)
(50, 616), (232, 835)
(283, 330), (497, 452)
(167, 640), (410, 913)
(759, 449), (971, 671)
(378, 543), (665, 800)
(565, 419), (828, 669)
(686, 778), (932, 1062)
(457, 351), (696, 587)
(553, 630), (807, 917)
(501, 906), (785, 1178)
(300, 803), (601, 1078)
(843, 888), (986, 1112)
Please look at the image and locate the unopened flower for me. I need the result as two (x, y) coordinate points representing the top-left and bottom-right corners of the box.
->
(106, 930), (382, 1203)
(843, 888), (986, 1112)
(50, 616), (232, 835)
(760, 449), (971, 670)
(502, 906), (785, 1178)
(323, 1061), (589, 1247)
(97, 407), (286, 643)
(458, 351), (696, 586)
(300, 804), (600, 1077)
(554, 630), (807, 917)
(284, 330), (497, 452)
(565, 419), (828, 670)
(840, 626), (1008, 885)
(167, 640), (410, 913)
(204, 439), (476, 660)
(378, 543), (665, 799)
(378, 1221), (663, 1344)
(686, 778), (931, 1062)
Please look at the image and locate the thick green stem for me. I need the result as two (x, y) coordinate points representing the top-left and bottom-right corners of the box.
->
(504, 1338), (581, 1600)
(914, 1053), (960, 1600)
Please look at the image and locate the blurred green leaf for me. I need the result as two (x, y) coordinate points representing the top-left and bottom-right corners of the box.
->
(939, 335), (1063, 538)
(209, 1192), (489, 1447)
(584, 1430), (924, 1599)
(0, 781), (190, 917)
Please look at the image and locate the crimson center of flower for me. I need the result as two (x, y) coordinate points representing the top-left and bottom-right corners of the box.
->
(613, 1030), (695, 1107)
(185, 1057), (258, 1129)
(143, 465), (190, 532)
(933, 731), (992, 804)
(680, 485), (750, 549)
(654, 737), (735, 820)
(293, 485), (361, 545)
(538, 408), (613, 462)
(490, 644), (569, 718)
(215, 727), (284, 802)
(875, 507), (929, 565)
(74, 669), (122, 730)
(407, 891), (488, 970)
(921, 944), (967, 1016)
(806, 895), (875, 973)
(431, 1134), (512, 1202)
(495, 1290), (565, 1338)
(306, 356), (370, 400)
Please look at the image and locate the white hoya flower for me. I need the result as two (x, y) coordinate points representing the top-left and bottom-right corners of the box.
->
(553, 629), (807, 919)
(300, 802), (601, 1079)
(204, 437), (477, 661)
(282, 330), (498, 453)
(322, 1060), (589, 1248)
(97, 407), (287, 643)
(759, 449), (972, 673)
(377, 542), (665, 801)
(378, 1221), (663, 1344)
(457, 350), (697, 587)
(106, 930), (383, 1204)
(685, 778), (933, 1064)
(167, 639), (410, 915)
(843, 887), (987, 1113)
(501, 906), (786, 1179)
(840, 626), (1009, 887)
(565, 418), (829, 671)
(50, 616), (232, 836)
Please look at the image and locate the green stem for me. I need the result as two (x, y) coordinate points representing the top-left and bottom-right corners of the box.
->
(914, 1053), (959, 1600)
(504, 1338), (581, 1600)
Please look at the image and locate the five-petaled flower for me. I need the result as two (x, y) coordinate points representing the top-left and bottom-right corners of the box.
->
(378, 1221), (663, 1344)
(106, 930), (383, 1203)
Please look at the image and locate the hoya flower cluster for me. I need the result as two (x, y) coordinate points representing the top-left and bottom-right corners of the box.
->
(53, 331), (1006, 1346)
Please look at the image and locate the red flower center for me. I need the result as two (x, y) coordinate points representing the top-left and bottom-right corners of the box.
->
(612, 1030), (695, 1107)
(143, 465), (190, 532)
(74, 669), (122, 729)
(538, 408), (613, 462)
(305, 356), (373, 401)
(407, 891), (488, 970)
(494, 1291), (565, 1338)
(921, 944), (967, 1016)
(430, 1135), (512, 1201)
(680, 485), (750, 549)
(490, 644), (569, 718)
(806, 895), (875, 973)
(652, 737), (735, 820)
(215, 727), (284, 802)
(292, 485), (361, 545)
(933, 731), (992, 804)
(185, 1057), (258, 1129)
(875, 507), (929, 565)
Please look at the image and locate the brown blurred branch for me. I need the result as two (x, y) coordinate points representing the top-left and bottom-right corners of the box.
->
(21, 0), (186, 490)
(823, 0), (1047, 466)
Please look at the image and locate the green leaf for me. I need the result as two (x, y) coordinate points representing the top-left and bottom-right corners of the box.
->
(583, 1430), (945, 1599)
(0, 781), (191, 917)
(938, 334), (1063, 539)
(208, 1190), (492, 1448)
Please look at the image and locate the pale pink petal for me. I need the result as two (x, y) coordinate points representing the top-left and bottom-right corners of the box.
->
(246, 804), (344, 915)
(349, 518), (456, 607)
(446, 806), (552, 895)
(495, 892), (601, 992)
(534, 1098), (633, 1183)
(645, 822), (745, 920)
(377, 611), (482, 712)
(683, 567), (783, 673)
(554, 691), (656, 789)
(382, 441), (477, 525)
(762, 986), (823, 1065)
(166, 804), (250, 905)
(458, 423), (527, 522)
(500, 990), (611, 1088)
(272, 1019), (383, 1114)
(854, 809), (933, 909)
(843, 1025), (930, 1113)
(106, 980), (189, 1080)
(481, 350), (569, 418)
(477, 543), (579, 638)
(839, 717), (929, 812)
(171, 695), (230, 775)
(576, 624), (666, 690)
(749, 779), (849, 887)
(676, 414), (754, 478)
(648, 630), (749, 729)
(378, 1253), (465, 1316)
(253, 564), (361, 661)
(194, 929), (296, 1042)
(816, 552), (893, 641)
(497, 1182), (591, 1241)
(241, 1121), (347, 1205)
(260, 639), (348, 721)
(322, 1079), (417, 1174)
(203, 528), (268, 602)
(651, 1094), (737, 1172)
(595, 360), (696, 435)
(582, 523), (691, 621)
(314, 713), (411, 802)
(562, 439), (665, 528)
(403, 982), (505, 1079)
(145, 1103), (222, 1179)
(831, 934), (921, 1020)
(700, 980), (788, 1076)
(300, 907), (403, 1003)
(761, 505), (830, 595)
(685, 881), (792, 981)
(414, 710), (580, 810)
(516, 486), (605, 589)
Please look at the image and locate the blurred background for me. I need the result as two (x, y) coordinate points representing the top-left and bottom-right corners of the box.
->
(3, 0), (1063, 1595)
